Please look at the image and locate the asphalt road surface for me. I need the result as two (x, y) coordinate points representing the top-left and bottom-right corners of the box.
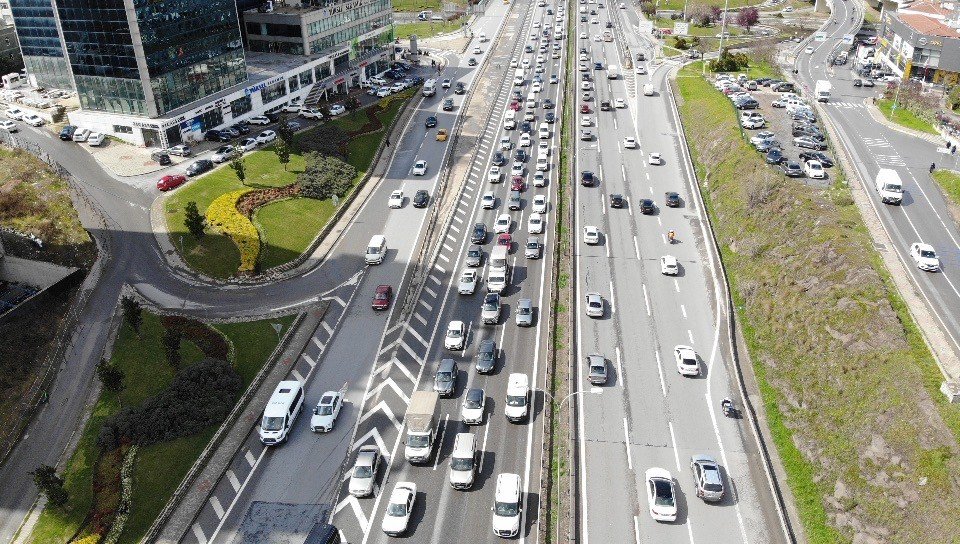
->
(570, 5), (787, 544)
(797, 3), (960, 360)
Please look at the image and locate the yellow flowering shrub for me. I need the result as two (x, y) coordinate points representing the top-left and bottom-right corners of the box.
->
(205, 189), (259, 273)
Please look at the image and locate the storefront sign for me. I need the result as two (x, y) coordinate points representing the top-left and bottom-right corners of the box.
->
(244, 75), (284, 96)
(324, 0), (366, 16)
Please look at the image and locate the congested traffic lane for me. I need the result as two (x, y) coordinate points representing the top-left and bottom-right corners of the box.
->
(572, 4), (786, 544)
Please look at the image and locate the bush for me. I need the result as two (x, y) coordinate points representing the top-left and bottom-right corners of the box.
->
(296, 124), (348, 157)
(97, 358), (242, 450)
(96, 358), (125, 392)
(709, 48), (750, 72)
(297, 152), (357, 200)
(674, 36), (690, 49)
(205, 189), (259, 273)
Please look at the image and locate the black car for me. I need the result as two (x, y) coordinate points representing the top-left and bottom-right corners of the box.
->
(639, 198), (656, 215)
(412, 76), (425, 85)
(665, 192), (681, 207)
(492, 151), (506, 166)
(547, 7), (553, 13)
(756, 77), (771, 86)
(610, 193), (625, 208)
(475, 339), (497, 374)
(513, 89), (523, 100)
(735, 99), (759, 110)
(593, 61), (603, 70)
(231, 122), (250, 134)
(605, 21), (613, 28)
(515, 149), (528, 162)
(204, 129), (229, 142)
(265, 110), (282, 122)
(765, 149), (785, 164)
(780, 161), (804, 177)
(442, 98), (455, 111)
(545, 111), (556, 123)
(581, 170), (595, 186)
(454, 82), (466, 95)
(520, 121), (532, 134)
(151, 151), (172, 165)
(59, 125), (76, 140)
(186, 159), (214, 177)
(425, 115), (438, 128)
(471, 223), (487, 244)
(600, 100), (611, 111)
(853, 78), (863, 87)
(413, 189), (429, 208)
(799, 151), (834, 168)
(467, 58), (477, 66)
(636, 52), (646, 61)
(543, 98), (554, 109)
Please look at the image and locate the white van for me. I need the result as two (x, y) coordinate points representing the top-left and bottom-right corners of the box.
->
(504, 373), (530, 422)
(449, 433), (477, 490)
(875, 168), (904, 204)
(607, 65), (619, 79)
(504, 109), (517, 129)
(643, 83), (655, 96)
(525, 96), (537, 110)
(422, 78), (437, 96)
(488, 265), (508, 293)
(365, 235), (387, 265)
(492, 473), (522, 538)
(491, 245), (509, 269)
(538, 122), (550, 139)
(513, 68), (525, 86)
(259, 380), (305, 445)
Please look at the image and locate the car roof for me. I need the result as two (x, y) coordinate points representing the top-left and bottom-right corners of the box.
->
(676, 345), (696, 357)
(376, 284), (391, 293)
(518, 298), (532, 308)
(466, 387), (484, 401)
(438, 358), (456, 371)
(479, 338), (496, 350)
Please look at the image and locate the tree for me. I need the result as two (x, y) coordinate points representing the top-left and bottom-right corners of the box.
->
(95, 358), (124, 392)
(736, 7), (759, 33)
(229, 158), (246, 186)
(640, 0), (656, 16)
(276, 122), (296, 148)
(688, 3), (712, 26)
(184, 201), (205, 239)
(674, 36), (690, 50)
(163, 327), (182, 369)
(948, 85), (960, 111)
(31, 465), (68, 506)
(710, 6), (723, 24)
(121, 296), (142, 335)
(690, 36), (702, 48)
(274, 140), (292, 171)
(345, 96), (361, 110)
(297, 152), (357, 201)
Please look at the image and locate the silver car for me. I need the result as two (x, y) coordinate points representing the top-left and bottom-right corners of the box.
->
(585, 292), (603, 318)
(690, 455), (724, 502)
(482, 292), (501, 324)
(525, 237), (542, 259)
(515, 298), (533, 327)
(587, 354), (607, 384)
(466, 245), (483, 267)
(349, 445), (381, 497)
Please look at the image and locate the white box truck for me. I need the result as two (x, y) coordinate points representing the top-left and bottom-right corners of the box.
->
(607, 65), (619, 80)
(875, 168), (904, 204)
(422, 78), (437, 97)
(815, 80), (832, 102)
(404, 391), (440, 463)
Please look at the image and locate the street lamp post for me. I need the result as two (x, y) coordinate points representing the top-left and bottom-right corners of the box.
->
(545, 386), (602, 544)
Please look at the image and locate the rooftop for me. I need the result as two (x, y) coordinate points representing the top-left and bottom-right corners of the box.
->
(244, 0), (356, 15)
(899, 0), (954, 18)
(897, 12), (960, 38)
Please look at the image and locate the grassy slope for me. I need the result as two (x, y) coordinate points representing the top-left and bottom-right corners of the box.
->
(395, 20), (462, 39)
(675, 64), (960, 543)
(932, 170), (960, 212)
(29, 314), (293, 544)
(876, 98), (939, 135)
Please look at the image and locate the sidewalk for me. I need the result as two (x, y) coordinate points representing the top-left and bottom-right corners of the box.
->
(863, 98), (945, 146)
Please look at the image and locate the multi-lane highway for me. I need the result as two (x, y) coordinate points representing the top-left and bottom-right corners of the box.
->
(570, 4), (787, 543)
(797, 2), (960, 365)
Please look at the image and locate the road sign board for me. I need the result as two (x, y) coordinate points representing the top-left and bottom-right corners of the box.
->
(842, 34), (855, 44)
(674, 22), (689, 35)
(638, 20), (654, 33)
(815, 32), (826, 42)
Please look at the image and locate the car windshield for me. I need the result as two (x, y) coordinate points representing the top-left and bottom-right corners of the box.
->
(317, 403), (334, 416)
(465, 397), (482, 409)
(495, 501), (519, 517)
(447, 328), (460, 337)
(519, 306), (531, 315)
(387, 501), (408, 517)
(653, 479), (674, 505)
(262, 416), (284, 431)
(407, 434), (430, 447)
(921, 249), (937, 258)
(354, 464), (374, 478)
(451, 457), (474, 471)
(437, 371), (452, 381)
(506, 395), (527, 407)
(483, 301), (498, 311)
(469, 249), (481, 257)
(591, 364), (604, 374)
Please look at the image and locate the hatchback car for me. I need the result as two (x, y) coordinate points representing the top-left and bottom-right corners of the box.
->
(587, 354), (607, 384)
(781, 161), (804, 177)
(610, 194), (625, 208)
(310, 390), (343, 432)
(580, 170), (595, 186)
(425, 115), (438, 128)
(370, 284), (393, 310)
(639, 198), (656, 215)
(412, 159), (428, 176)
(585, 292), (604, 317)
(516, 298), (534, 326)
(645, 468), (677, 522)
(211, 145), (236, 163)
(462, 388), (486, 425)
(349, 445), (382, 497)
(674, 345), (699, 376)
(525, 236), (542, 259)
(765, 149), (785, 164)
(475, 339), (498, 373)
(382, 482), (417, 536)
(482, 292), (502, 324)
(691, 455), (725, 502)
(527, 212), (544, 234)
(804, 160), (826, 179)
(494, 213), (512, 234)
(466, 245), (483, 266)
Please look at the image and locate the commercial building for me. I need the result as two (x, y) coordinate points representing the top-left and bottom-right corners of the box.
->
(877, 0), (960, 84)
(5, 0), (393, 148)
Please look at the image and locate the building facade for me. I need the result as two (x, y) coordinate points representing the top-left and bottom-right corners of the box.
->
(6, 0), (72, 89)
(878, 0), (960, 85)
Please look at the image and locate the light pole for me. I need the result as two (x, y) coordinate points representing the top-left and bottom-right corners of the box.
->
(545, 386), (602, 544)
(717, 0), (731, 55)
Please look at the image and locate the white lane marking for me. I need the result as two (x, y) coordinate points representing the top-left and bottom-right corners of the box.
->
(207, 447), (268, 543)
(429, 274), (442, 285)
(645, 171), (650, 180)
(414, 312), (428, 326)
(615, 346), (624, 387)
(674, 279), (680, 293)
(642, 283), (651, 316)
(210, 496), (225, 519)
(667, 421), (682, 471)
(434, 263), (446, 273)
(424, 286), (438, 298)
(654, 351), (667, 396)
(681, 304), (687, 319)
(439, 253), (451, 263)
(605, 239), (611, 258)
(192, 523), (208, 544)
(687, 518), (695, 543)
(244, 450), (256, 467)
(406, 322), (429, 347)
(634, 516), (641, 544)
(622, 417), (633, 469)
(609, 280), (616, 315)
(226, 470), (241, 492)
(479, 414), (492, 467)
(633, 236), (640, 259)
(687, 329), (694, 345)
(433, 413), (450, 470)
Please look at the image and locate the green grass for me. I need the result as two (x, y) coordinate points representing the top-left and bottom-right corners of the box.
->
(932, 170), (960, 210)
(657, 0), (763, 10)
(876, 98), (939, 135)
(655, 17), (743, 37)
(29, 313), (294, 544)
(675, 63), (960, 542)
(392, 0), (441, 10)
(253, 197), (335, 271)
(395, 20), (462, 40)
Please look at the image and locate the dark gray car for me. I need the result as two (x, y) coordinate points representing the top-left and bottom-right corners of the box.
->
(475, 339), (497, 374)
(466, 245), (483, 267)
(508, 190), (522, 210)
(587, 354), (607, 385)
(434, 358), (458, 397)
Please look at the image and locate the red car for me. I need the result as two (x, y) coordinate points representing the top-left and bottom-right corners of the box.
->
(497, 233), (512, 250)
(372, 284), (392, 310)
(157, 174), (187, 191)
(510, 176), (524, 191)
(509, 100), (521, 111)
(580, 104), (591, 114)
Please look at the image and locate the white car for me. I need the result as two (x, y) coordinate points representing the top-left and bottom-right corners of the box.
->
(536, 156), (549, 171)
(645, 468), (678, 522)
(660, 255), (678, 275)
(583, 225), (600, 245)
(910, 242), (940, 272)
(237, 137), (257, 152)
(538, 140), (550, 153)
(445, 320), (466, 350)
(804, 160), (826, 179)
(527, 212), (544, 233)
(532, 195), (547, 213)
(211, 145), (236, 163)
(591, 17), (599, 23)
(501, 136), (513, 150)
(594, 34), (601, 41)
(388, 190), (404, 208)
(585, 292), (603, 317)
(615, 98), (626, 108)
(376, 87), (392, 97)
(282, 101), (302, 113)
(0, 120), (16, 132)
(636, 65), (647, 74)
(623, 136), (638, 149)
(488, 165), (503, 183)
(474, 46), (483, 54)
(495, 213), (512, 233)
(532, 81), (543, 93)
(519, 133), (532, 147)
(87, 132), (106, 146)
(442, 78), (452, 88)
(579, 31), (588, 39)
(805, 46), (814, 54)
(533, 171), (548, 187)
(5, 107), (23, 120)
(348, 445), (381, 497)
(412, 159), (428, 176)
(648, 152), (663, 165)
(461, 387), (486, 424)
(482, 191), (497, 209)
(300, 107), (322, 119)
(458, 269), (479, 294)
(750, 131), (775, 145)
(256, 130), (276, 144)
(511, 161), (524, 176)
(674, 345), (699, 376)
(329, 104), (346, 116)
(23, 114), (43, 127)
(382, 482), (417, 536)
(248, 116), (271, 125)
(580, 115), (593, 127)
(310, 390), (343, 432)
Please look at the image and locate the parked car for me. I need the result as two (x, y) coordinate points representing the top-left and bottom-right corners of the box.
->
(186, 159), (214, 177)
(157, 174), (187, 191)
(256, 130), (277, 144)
(59, 125), (76, 140)
(211, 145), (237, 163)
(167, 144), (192, 157)
(150, 150), (171, 164)
(23, 114), (44, 127)
(780, 161), (804, 177)
(248, 115), (271, 125)
(87, 132), (106, 146)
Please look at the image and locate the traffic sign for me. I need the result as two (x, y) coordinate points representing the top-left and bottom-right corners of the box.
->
(674, 22), (689, 35)
(842, 34), (855, 44)
(815, 32), (826, 42)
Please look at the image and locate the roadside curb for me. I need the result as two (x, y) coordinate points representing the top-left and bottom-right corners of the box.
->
(862, 98), (943, 145)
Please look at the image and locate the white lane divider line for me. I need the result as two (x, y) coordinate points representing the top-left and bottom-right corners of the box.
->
(433, 413), (451, 470)
(674, 279), (680, 293)
(687, 517), (695, 543)
(680, 304), (687, 319)
(687, 329), (694, 345)
(634, 516), (641, 544)
(668, 421), (682, 471)
(610, 280), (617, 315)
(642, 283), (651, 316)
(654, 351), (667, 396)
(615, 346), (624, 387)
(633, 236), (640, 259)
(622, 417), (633, 473)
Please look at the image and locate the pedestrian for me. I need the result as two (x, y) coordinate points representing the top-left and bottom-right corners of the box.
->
(386, 137), (391, 147)
(930, 162), (936, 173)
(952, 144), (957, 154)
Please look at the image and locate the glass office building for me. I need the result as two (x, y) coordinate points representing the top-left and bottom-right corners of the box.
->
(7, 0), (72, 89)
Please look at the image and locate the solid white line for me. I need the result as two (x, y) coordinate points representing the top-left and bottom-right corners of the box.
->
(207, 447), (267, 543)
(634, 516), (641, 544)
(622, 417), (633, 469)
(687, 329), (694, 345)
(433, 413), (450, 470)
(687, 517), (696, 543)
(609, 280), (616, 315)
(615, 346), (624, 387)
(667, 422), (682, 471)
(654, 351), (666, 396)
(642, 283), (651, 316)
